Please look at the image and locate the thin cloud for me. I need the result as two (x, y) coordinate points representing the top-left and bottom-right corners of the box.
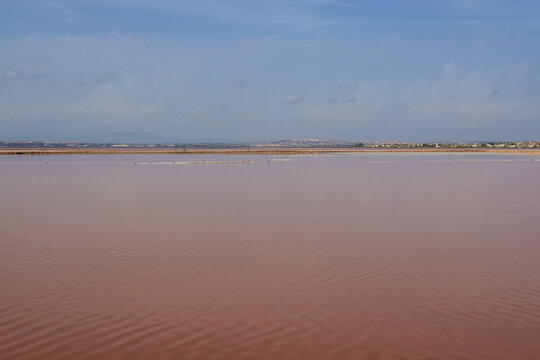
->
(328, 98), (357, 104)
(306, 61), (540, 138)
(94, 72), (117, 86)
(21, 0), (85, 23)
(337, 82), (358, 91)
(26, 73), (53, 82)
(230, 80), (246, 89)
(0, 68), (52, 82)
(283, 95), (304, 104)
(0, 68), (23, 80)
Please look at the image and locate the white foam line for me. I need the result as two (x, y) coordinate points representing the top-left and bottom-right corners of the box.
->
(135, 160), (254, 165)
(264, 158), (292, 162)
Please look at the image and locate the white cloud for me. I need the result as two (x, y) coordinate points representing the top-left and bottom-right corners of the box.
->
(1, 32), (539, 141)
(305, 61), (539, 138)
(65, 83), (157, 117)
(0, 67), (53, 82)
(337, 81), (358, 91)
(283, 95), (304, 104)
(0, 68), (23, 79)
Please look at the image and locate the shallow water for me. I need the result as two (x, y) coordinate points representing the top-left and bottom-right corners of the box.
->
(1, 153), (540, 360)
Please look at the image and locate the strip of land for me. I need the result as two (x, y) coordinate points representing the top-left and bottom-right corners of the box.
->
(1, 148), (540, 155)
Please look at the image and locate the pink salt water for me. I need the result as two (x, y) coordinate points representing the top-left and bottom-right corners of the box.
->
(1, 153), (539, 360)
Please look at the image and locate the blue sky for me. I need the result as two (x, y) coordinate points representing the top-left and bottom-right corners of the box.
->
(1, 0), (540, 142)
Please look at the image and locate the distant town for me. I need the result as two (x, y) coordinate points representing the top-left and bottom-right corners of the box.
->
(1, 139), (539, 149)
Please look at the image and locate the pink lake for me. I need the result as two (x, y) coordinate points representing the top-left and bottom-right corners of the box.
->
(1, 153), (540, 360)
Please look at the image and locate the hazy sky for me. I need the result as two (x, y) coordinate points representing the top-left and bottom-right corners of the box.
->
(1, 0), (540, 142)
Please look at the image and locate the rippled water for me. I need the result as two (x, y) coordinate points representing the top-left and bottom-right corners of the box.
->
(1, 153), (540, 360)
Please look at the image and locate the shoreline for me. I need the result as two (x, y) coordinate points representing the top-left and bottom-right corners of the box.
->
(1, 147), (540, 155)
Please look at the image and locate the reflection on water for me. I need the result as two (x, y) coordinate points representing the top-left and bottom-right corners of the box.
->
(1, 154), (540, 360)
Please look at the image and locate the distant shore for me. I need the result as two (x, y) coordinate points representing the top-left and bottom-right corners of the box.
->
(1, 147), (540, 155)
